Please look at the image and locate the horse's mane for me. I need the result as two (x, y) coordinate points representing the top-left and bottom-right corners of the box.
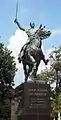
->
(35, 28), (46, 36)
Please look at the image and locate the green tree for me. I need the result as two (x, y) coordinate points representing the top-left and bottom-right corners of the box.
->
(0, 42), (17, 119)
(49, 46), (61, 119)
(38, 46), (61, 119)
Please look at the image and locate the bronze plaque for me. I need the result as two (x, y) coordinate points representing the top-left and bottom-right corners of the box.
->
(24, 83), (51, 115)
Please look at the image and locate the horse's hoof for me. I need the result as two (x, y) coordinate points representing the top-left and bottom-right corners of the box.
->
(45, 59), (49, 65)
(18, 59), (21, 63)
(18, 57), (20, 60)
(25, 80), (27, 83)
(34, 81), (36, 83)
(18, 57), (21, 63)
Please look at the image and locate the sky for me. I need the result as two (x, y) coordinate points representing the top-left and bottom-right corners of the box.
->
(0, 0), (61, 87)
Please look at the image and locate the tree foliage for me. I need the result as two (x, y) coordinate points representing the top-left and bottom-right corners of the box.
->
(38, 46), (61, 118)
(0, 101), (11, 119)
(0, 42), (17, 118)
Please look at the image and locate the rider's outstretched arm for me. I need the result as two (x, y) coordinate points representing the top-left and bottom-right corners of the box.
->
(14, 19), (25, 31)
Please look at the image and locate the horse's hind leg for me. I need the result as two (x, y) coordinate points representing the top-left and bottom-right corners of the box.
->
(23, 63), (33, 82)
(32, 62), (37, 78)
(25, 65), (33, 82)
(33, 61), (40, 78)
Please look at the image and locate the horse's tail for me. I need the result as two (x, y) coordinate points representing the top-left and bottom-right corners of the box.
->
(18, 44), (26, 58)
(18, 44), (26, 63)
(18, 41), (30, 59)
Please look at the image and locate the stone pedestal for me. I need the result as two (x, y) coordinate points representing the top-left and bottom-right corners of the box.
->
(11, 82), (51, 120)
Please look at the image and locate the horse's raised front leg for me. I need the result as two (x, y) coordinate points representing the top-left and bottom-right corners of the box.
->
(43, 57), (49, 65)
(40, 50), (49, 65)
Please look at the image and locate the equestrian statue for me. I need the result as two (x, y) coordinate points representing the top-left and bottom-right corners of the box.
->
(14, 18), (51, 82)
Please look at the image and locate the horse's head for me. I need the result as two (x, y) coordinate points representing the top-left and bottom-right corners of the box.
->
(36, 25), (51, 40)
